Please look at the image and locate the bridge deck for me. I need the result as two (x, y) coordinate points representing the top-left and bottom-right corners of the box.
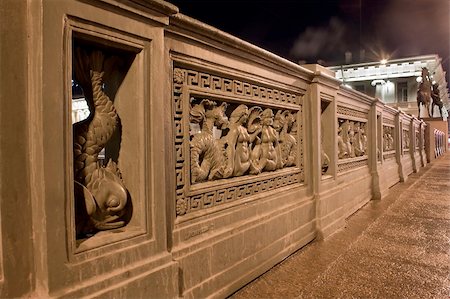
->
(231, 154), (450, 298)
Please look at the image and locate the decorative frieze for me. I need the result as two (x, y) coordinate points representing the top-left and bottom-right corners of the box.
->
(176, 170), (301, 215)
(337, 158), (368, 173)
(337, 119), (368, 159)
(402, 129), (410, 150)
(383, 125), (395, 151)
(173, 67), (304, 217)
(382, 117), (395, 126)
(337, 105), (368, 120)
(383, 152), (396, 160)
(336, 106), (369, 173)
(178, 68), (300, 105)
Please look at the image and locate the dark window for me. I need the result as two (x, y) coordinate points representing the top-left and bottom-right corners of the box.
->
(397, 82), (408, 102)
(354, 84), (365, 93)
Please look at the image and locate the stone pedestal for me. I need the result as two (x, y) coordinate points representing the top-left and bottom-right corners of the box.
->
(422, 117), (448, 162)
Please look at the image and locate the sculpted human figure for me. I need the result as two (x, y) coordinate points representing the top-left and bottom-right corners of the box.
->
(278, 111), (297, 167)
(417, 67), (432, 117)
(250, 108), (279, 174)
(383, 127), (390, 151)
(340, 120), (353, 158)
(272, 111), (285, 169)
(403, 131), (410, 149)
(221, 104), (260, 177)
(431, 83), (443, 117)
(348, 121), (356, 157)
(386, 128), (394, 150)
(190, 99), (228, 183)
(361, 123), (368, 153)
(354, 122), (364, 157)
(337, 122), (348, 159)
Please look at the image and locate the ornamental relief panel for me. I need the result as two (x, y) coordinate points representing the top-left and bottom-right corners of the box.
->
(173, 67), (304, 217)
(336, 105), (369, 173)
(383, 125), (395, 151)
(337, 119), (368, 160)
(382, 117), (395, 126)
(402, 129), (410, 150)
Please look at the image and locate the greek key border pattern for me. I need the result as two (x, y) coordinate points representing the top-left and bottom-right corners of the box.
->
(382, 117), (395, 126)
(337, 105), (368, 120)
(177, 68), (300, 105)
(173, 67), (304, 217)
(337, 159), (368, 173)
(383, 152), (396, 160)
(179, 172), (301, 214)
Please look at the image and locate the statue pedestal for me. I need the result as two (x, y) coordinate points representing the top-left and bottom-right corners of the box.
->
(421, 117), (446, 122)
(422, 117), (448, 162)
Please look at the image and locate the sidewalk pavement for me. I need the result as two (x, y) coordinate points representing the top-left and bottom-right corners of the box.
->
(230, 154), (450, 299)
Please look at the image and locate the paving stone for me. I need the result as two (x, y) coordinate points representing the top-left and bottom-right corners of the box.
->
(230, 155), (450, 299)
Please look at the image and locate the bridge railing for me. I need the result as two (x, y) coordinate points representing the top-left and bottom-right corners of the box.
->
(1, 1), (437, 298)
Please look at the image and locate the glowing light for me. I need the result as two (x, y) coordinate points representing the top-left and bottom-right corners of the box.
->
(380, 59), (388, 65)
(416, 76), (422, 83)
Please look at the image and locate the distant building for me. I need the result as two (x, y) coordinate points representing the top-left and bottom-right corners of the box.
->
(329, 54), (449, 118)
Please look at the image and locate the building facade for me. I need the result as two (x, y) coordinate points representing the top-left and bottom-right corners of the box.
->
(329, 55), (449, 118)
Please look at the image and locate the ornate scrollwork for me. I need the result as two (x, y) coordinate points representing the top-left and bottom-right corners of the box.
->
(337, 119), (367, 159)
(189, 98), (298, 184)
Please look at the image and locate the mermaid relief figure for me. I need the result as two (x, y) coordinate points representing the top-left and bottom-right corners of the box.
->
(337, 122), (348, 159)
(354, 122), (364, 157)
(221, 104), (261, 177)
(340, 120), (353, 158)
(250, 108), (279, 174)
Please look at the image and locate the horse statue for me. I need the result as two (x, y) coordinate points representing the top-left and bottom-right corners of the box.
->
(431, 83), (444, 117)
(417, 67), (432, 118)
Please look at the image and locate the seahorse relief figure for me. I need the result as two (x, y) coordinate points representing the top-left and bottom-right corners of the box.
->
(190, 98), (228, 183)
(72, 48), (130, 237)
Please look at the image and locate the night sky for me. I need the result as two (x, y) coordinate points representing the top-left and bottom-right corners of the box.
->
(170, 0), (450, 89)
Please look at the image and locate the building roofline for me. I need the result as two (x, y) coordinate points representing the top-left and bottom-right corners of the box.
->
(329, 54), (441, 70)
